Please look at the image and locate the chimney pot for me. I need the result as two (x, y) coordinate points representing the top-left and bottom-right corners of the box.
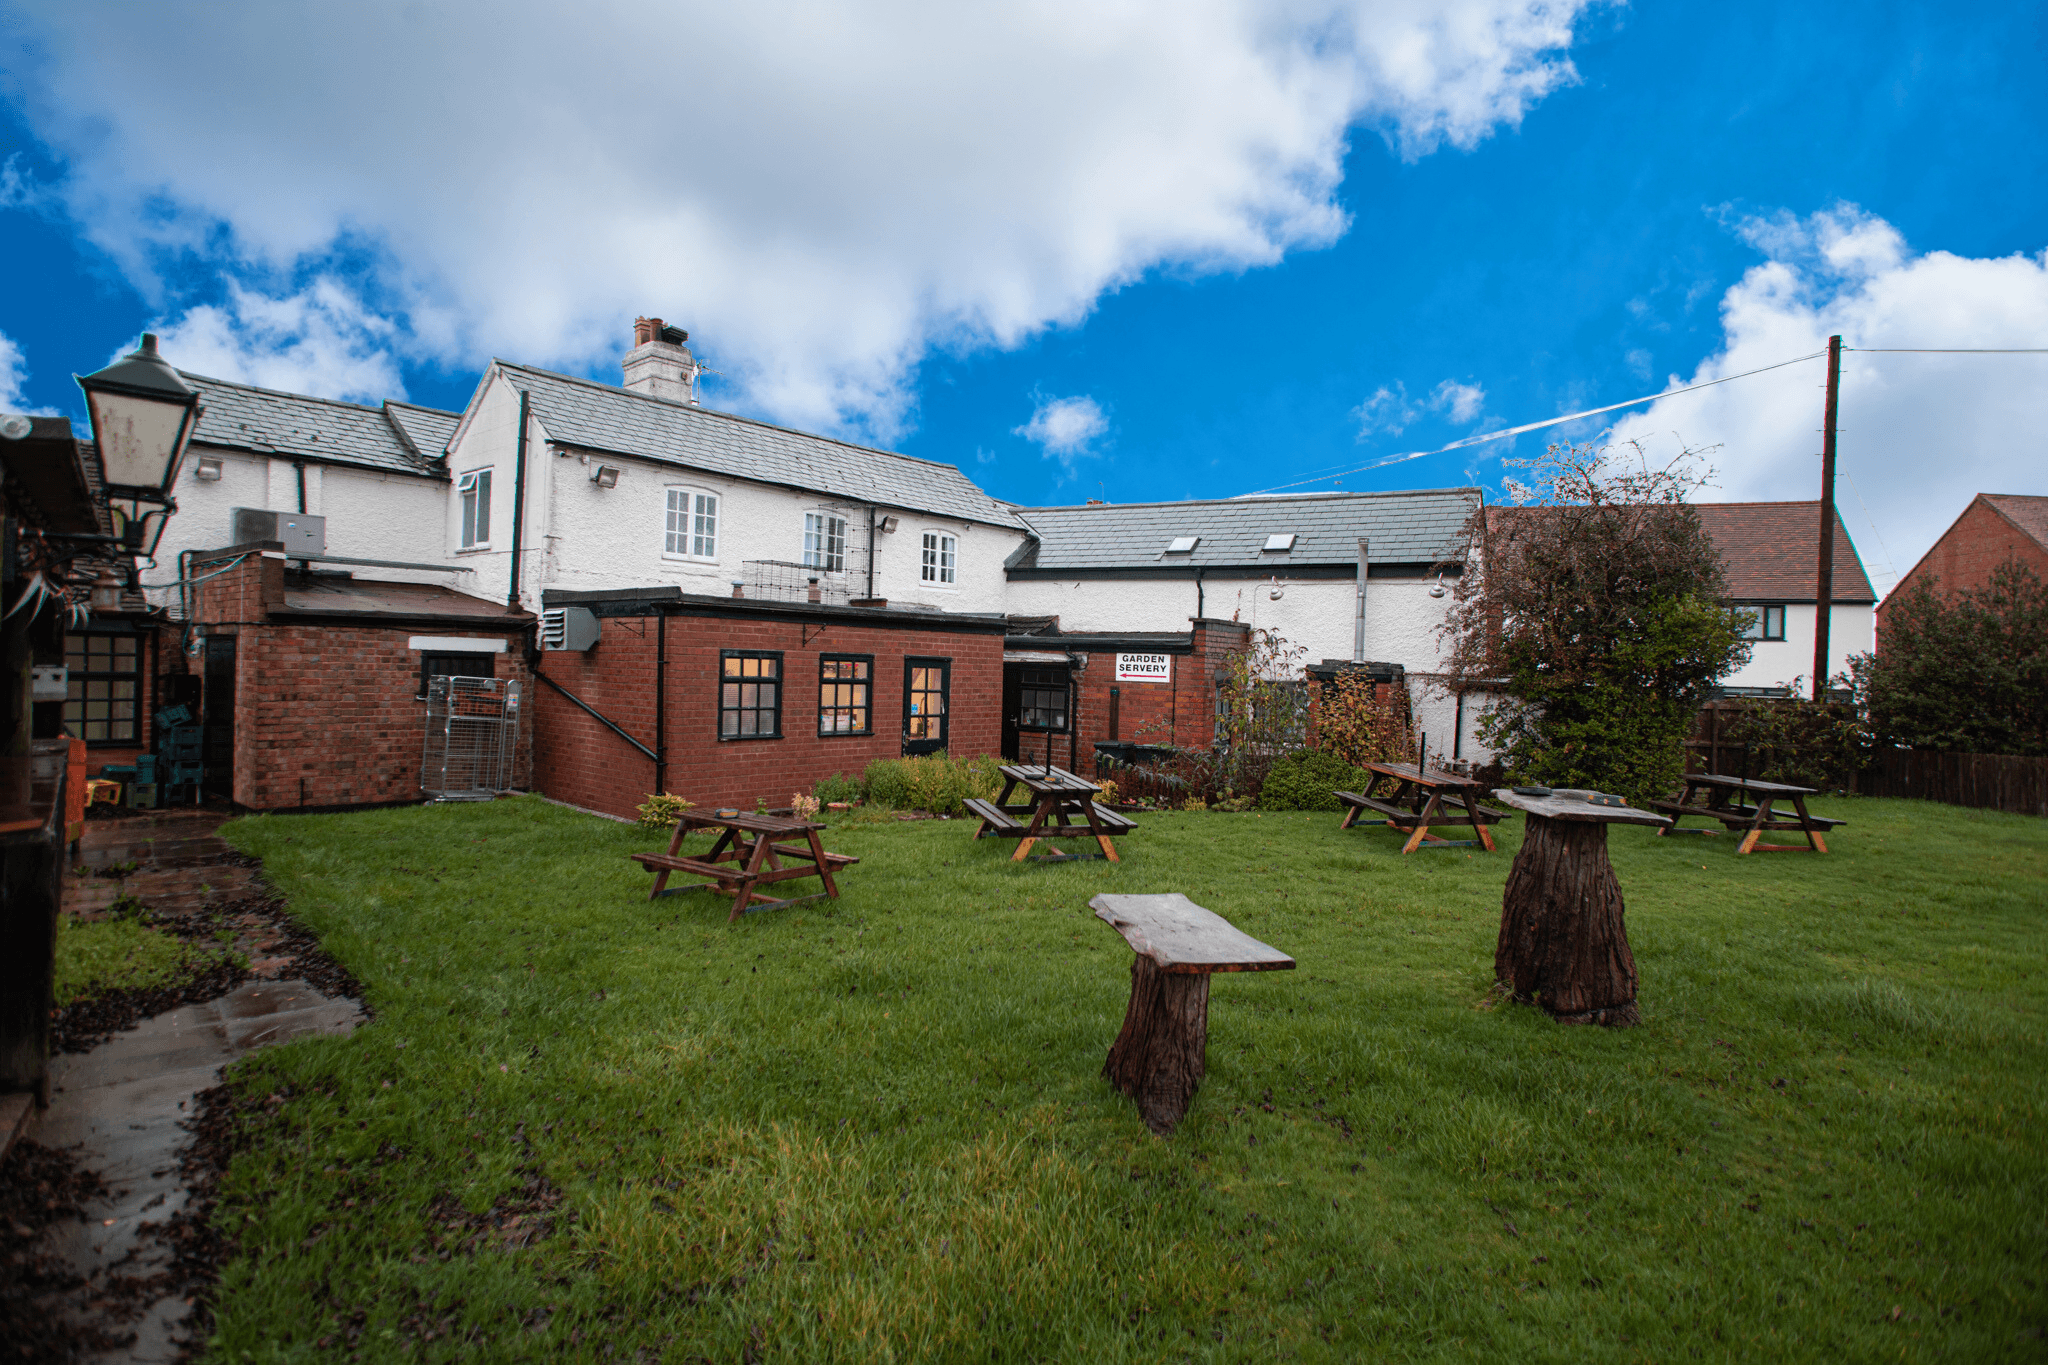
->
(624, 315), (697, 403)
(731, 579), (745, 599)
(807, 577), (822, 604)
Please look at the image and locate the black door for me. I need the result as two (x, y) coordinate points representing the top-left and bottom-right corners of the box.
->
(202, 635), (236, 802)
(902, 657), (950, 756)
(1002, 663), (1069, 764)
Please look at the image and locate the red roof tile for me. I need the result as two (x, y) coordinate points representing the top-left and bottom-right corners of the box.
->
(1983, 494), (2048, 551)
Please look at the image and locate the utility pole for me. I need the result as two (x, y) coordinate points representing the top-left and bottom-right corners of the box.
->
(1812, 335), (1841, 701)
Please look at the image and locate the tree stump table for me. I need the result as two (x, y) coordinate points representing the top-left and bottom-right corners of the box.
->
(1089, 893), (1295, 1135)
(1490, 790), (1672, 1027)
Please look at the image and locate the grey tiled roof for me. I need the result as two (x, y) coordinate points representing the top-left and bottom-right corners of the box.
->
(1008, 489), (1481, 571)
(495, 362), (1022, 529)
(384, 401), (460, 462)
(182, 373), (449, 477)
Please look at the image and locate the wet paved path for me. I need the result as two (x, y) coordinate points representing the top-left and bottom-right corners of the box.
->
(29, 811), (363, 1361)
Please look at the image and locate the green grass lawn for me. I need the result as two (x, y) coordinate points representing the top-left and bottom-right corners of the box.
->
(208, 794), (2047, 1362)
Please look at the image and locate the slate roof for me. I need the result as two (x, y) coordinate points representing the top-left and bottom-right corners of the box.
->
(1005, 490), (1481, 572)
(181, 373), (452, 477)
(1486, 501), (1876, 603)
(384, 401), (461, 462)
(491, 362), (1021, 529)
(1983, 493), (2048, 551)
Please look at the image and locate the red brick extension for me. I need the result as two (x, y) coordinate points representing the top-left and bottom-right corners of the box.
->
(1885, 494), (2048, 628)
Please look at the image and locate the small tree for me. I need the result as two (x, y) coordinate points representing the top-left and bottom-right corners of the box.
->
(1441, 442), (1752, 803)
(1855, 559), (2048, 756)
(1311, 668), (1415, 770)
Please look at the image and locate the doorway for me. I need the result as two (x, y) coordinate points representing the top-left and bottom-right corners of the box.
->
(1001, 662), (1070, 762)
(202, 635), (236, 802)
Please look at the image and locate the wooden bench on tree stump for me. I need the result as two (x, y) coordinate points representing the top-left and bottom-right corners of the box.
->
(1089, 893), (1295, 1136)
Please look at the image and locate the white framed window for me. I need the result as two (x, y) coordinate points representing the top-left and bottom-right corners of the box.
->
(804, 511), (847, 572)
(458, 468), (492, 549)
(1740, 605), (1787, 641)
(920, 531), (957, 585)
(665, 488), (718, 559)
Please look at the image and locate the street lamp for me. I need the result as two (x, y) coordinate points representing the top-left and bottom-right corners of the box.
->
(75, 333), (201, 502)
(108, 497), (176, 557)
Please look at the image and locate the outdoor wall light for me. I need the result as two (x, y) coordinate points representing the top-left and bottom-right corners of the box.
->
(88, 566), (124, 614)
(590, 465), (621, 489)
(878, 515), (899, 534)
(195, 456), (223, 481)
(75, 333), (202, 501)
(0, 414), (29, 441)
(1428, 572), (1448, 599)
(109, 497), (175, 557)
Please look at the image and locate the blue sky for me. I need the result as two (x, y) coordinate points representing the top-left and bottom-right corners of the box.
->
(3, 1), (2043, 585)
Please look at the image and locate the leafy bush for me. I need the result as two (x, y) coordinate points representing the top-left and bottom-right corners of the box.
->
(813, 772), (864, 806)
(1719, 683), (1870, 792)
(1257, 750), (1372, 811)
(860, 753), (1002, 815)
(1856, 560), (2047, 756)
(635, 793), (696, 830)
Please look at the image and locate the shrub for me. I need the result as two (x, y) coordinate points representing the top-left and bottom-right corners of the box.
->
(635, 793), (696, 830)
(860, 753), (1002, 815)
(1258, 750), (1372, 811)
(813, 772), (863, 806)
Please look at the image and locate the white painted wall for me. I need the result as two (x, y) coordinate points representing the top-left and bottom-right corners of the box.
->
(144, 444), (475, 612)
(1721, 602), (1875, 690)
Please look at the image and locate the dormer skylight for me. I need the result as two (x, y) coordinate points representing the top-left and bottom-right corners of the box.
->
(1164, 536), (1199, 554)
(1263, 533), (1296, 552)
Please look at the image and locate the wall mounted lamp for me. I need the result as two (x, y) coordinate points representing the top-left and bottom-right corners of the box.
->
(1428, 573), (1448, 599)
(877, 515), (899, 534)
(590, 465), (621, 489)
(195, 456), (223, 481)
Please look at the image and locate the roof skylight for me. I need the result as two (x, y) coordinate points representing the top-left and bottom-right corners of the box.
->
(1263, 533), (1297, 551)
(1164, 536), (1199, 554)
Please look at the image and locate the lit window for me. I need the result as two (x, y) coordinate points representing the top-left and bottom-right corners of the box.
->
(921, 531), (956, 584)
(719, 651), (782, 740)
(458, 469), (492, 548)
(804, 512), (847, 572)
(904, 657), (950, 749)
(818, 655), (872, 735)
(64, 633), (141, 744)
(1740, 605), (1787, 641)
(666, 489), (717, 558)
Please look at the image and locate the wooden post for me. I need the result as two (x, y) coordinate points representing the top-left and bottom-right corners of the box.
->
(1813, 334), (1841, 701)
(1102, 958), (1210, 1135)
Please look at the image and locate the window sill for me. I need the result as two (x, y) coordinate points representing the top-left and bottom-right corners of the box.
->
(817, 731), (874, 739)
(718, 733), (785, 743)
(662, 554), (720, 566)
(456, 545), (494, 555)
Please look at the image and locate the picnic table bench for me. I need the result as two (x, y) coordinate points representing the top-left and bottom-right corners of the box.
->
(630, 809), (857, 921)
(1647, 772), (1842, 854)
(1090, 893), (1294, 1135)
(1336, 761), (1512, 852)
(965, 763), (1135, 862)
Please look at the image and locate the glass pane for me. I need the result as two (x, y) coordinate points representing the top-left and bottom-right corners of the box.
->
(87, 680), (109, 700)
(86, 700), (109, 720)
(721, 711), (737, 737)
(114, 637), (138, 660)
(850, 708), (866, 731)
(112, 681), (136, 700)
(725, 657), (743, 677)
(67, 681), (83, 701)
(66, 644), (84, 668)
(85, 720), (107, 740)
(110, 721), (136, 741)
(723, 682), (740, 707)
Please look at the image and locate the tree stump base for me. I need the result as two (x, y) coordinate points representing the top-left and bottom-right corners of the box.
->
(1103, 956), (1210, 1135)
(1495, 812), (1640, 1026)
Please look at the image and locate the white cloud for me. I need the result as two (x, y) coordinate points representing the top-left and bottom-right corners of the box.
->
(1354, 376), (1486, 436)
(1015, 395), (1110, 468)
(1607, 204), (2048, 597)
(151, 280), (408, 403)
(4, 0), (1591, 438)
(0, 330), (62, 416)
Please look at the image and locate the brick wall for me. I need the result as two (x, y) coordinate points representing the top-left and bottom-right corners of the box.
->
(1063, 618), (1250, 763)
(530, 609), (1007, 819)
(191, 546), (532, 810)
(1886, 496), (2048, 629)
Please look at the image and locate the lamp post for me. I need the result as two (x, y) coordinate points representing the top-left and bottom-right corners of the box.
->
(75, 333), (201, 508)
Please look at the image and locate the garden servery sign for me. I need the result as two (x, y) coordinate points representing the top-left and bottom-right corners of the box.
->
(1115, 653), (1171, 682)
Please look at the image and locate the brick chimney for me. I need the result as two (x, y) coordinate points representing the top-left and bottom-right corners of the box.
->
(623, 316), (699, 404)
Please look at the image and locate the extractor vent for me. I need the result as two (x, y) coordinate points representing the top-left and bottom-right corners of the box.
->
(539, 605), (601, 651)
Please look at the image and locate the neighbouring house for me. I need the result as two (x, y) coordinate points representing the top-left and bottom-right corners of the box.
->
(1884, 494), (2048, 625)
(1001, 491), (1484, 763)
(1691, 502), (1877, 693)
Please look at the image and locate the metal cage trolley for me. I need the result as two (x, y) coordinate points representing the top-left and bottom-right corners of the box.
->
(421, 675), (522, 800)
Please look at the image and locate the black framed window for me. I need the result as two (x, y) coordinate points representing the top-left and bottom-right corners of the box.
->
(720, 651), (783, 740)
(819, 654), (872, 736)
(1741, 605), (1787, 641)
(1016, 667), (1068, 732)
(904, 657), (950, 746)
(418, 650), (497, 700)
(64, 631), (142, 744)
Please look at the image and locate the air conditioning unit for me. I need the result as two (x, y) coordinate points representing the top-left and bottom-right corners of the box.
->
(231, 507), (327, 556)
(540, 606), (601, 651)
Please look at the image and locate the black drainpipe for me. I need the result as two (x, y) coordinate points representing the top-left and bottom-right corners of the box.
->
(1195, 567), (1205, 620)
(294, 461), (308, 513)
(507, 388), (530, 608)
(653, 610), (668, 795)
(866, 506), (877, 599)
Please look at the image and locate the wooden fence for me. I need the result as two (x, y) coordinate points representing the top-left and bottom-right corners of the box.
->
(1858, 749), (2048, 817)
(1684, 699), (1758, 777)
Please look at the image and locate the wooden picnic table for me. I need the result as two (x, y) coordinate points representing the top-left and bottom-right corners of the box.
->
(629, 809), (857, 921)
(1091, 893), (1294, 1135)
(1491, 789), (1672, 1027)
(964, 763), (1135, 863)
(1335, 761), (1512, 853)
(1647, 772), (1843, 854)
